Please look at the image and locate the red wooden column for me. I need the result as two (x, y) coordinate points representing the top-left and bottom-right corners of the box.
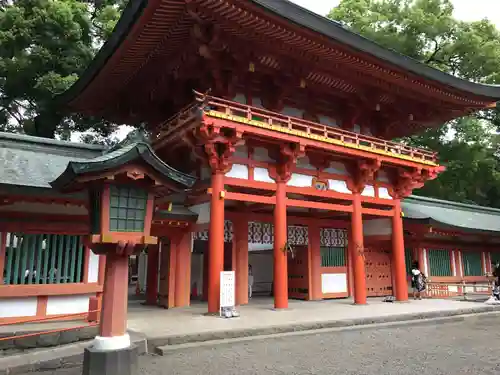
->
(175, 230), (192, 307)
(144, 245), (159, 305)
(351, 193), (367, 304)
(274, 180), (288, 309)
(97, 253), (130, 348)
(392, 200), (409, 301)
(234, 219), (249, 306)
(308, 223), (322, 300)
(208, 172), (225, 314)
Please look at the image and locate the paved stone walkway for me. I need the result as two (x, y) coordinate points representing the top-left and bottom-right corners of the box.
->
(126, 297), (489, 339)
(18, 308), (500, 375)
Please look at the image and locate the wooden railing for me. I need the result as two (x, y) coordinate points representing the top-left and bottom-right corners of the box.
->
(154, 91), (438, 165)
(426, 280), (492, 300)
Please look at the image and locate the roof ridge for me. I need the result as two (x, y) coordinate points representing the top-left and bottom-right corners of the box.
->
(0, 131), (106, 152)
(408, 195), (500, 215)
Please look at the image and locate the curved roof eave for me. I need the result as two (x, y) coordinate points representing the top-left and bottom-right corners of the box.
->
(56, 0), (149, 107)
(57, 0), (500, 108)
(253, 0), (500, 100)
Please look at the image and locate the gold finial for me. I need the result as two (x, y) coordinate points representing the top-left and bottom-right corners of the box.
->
(249, 62), (255, 72)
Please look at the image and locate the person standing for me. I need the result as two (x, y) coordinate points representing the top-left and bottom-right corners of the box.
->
(248, 264), (254, 299)
(411, 261), (426, 300)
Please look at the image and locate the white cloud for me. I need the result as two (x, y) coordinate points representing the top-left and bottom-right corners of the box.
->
(290, 0), (500, 27)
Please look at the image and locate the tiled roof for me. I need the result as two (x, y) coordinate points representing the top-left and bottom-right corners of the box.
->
(403, 195), (500, 233)
(0, 132), (104, 188)
(50, 131), (196, 191)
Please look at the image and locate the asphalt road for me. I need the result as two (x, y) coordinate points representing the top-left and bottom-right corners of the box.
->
(23, 315), (500, 375)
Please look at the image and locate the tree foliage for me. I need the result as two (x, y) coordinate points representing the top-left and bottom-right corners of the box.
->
(0, 0), (126, 140)
(329, 0), (500, 207)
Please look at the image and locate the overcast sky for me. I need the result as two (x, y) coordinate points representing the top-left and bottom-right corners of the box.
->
(290, 0), (500, 26)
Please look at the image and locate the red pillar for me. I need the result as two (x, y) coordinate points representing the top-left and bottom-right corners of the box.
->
(308, 224), (322, 300)
(234, 219), (249, 306)
(144, 245), (159, 305)
(99, 254), (129, 338)
(208, 172), (225, 314)
(274, 180), (288, 309)
(392, 200), (409, 301)
(175, 231), (192, 307)
(351, 193), (367, 304)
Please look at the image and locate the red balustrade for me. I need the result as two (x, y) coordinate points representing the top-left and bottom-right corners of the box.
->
(154, 92), (438, 165)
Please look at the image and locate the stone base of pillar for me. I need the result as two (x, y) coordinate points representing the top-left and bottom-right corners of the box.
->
(82, 345), (138, 375)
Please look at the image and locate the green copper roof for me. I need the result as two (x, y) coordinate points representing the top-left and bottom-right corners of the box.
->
(50, 131), (196, 191)
(402, 195), (500, 234)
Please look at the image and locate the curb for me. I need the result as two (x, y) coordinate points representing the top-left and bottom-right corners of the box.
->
(148, 305), (500, 352)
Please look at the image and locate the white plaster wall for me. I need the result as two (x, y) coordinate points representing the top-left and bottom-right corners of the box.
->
(189, 203), (211, 224)
(254, 167), (274, 183)
(287, 173), (313, 187)
(363, 219), (392, 236)
(328, 179), (351, 194)
(226, 164), (249, 179)
(378, 187), (393, 199)
(87, 251), (100, 283)
(361, 185), (375, 197)
(0, 297), (37, 318)
(46, 294), (92, 316)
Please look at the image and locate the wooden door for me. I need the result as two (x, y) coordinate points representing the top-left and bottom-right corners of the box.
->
(365, 247), (393, 297)
(288, 246), (309, 300)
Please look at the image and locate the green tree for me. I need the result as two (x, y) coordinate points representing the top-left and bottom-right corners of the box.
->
(329, 0), (500, 207)
(0, 0), (126, 140)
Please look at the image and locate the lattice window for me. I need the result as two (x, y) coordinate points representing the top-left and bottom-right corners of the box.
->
(320, 228), (348, 247)
(3, 233), (85, 285)
(462, 251), (483, 277)
(109, 186), (148, 232)
(428, 249), (452, 277)
(320, 247), (346, 267)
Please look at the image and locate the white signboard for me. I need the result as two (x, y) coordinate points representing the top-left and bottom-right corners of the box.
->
(321, 273), (348, 294)
(220, 271), (235, 308)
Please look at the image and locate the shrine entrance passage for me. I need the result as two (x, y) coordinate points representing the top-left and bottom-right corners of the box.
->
(365, 247), (393, 297)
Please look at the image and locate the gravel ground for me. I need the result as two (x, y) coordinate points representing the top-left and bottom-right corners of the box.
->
(21, 315), (500, 375)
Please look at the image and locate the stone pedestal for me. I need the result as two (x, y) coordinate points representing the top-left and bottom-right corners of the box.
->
(82, 345), (138, 375)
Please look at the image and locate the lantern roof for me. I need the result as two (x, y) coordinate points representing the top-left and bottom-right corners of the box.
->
(50, 130), (196, 192)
